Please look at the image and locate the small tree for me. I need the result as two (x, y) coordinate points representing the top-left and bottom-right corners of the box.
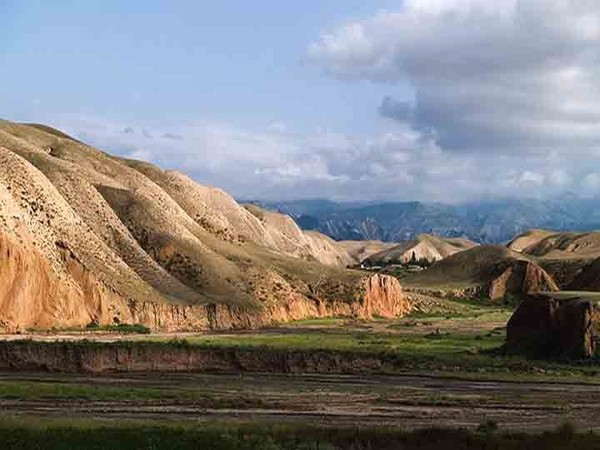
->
(410, 251), (417, 265)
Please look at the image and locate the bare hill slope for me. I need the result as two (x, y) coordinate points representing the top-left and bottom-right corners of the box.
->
(0, 120), (409, 332)
(514, 231), (600, 260)
(509, 230), (600, 289)
(337, 240), (397, 263)
(507, 229), (556, 253)
(403, 245), (558, 300)
(365, 234), (477, 266)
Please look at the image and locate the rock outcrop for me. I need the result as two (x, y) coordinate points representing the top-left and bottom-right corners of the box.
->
(506, 294), (597, 359)
(487, 260), (559, 301)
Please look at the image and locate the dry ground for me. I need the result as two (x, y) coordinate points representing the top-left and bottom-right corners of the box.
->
(0, 371), (599, 432)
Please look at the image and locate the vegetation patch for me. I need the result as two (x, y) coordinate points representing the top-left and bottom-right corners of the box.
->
(84, 323), (152, 334)
(0, 417), (598, 450)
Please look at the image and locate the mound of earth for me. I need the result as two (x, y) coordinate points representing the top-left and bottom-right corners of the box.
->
(337, 240), (397, 264)
(506, 294), (597, 359)
(364, 234), (477, 266)
(0, 120), (410, 332)
(403, 245), (558, 300)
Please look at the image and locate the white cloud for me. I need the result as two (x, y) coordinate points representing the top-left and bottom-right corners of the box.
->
(47, 114), (598, 203)
(308, 0), (600, 156)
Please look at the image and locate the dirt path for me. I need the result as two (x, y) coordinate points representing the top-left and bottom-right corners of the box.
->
(1, 371), (598, 432)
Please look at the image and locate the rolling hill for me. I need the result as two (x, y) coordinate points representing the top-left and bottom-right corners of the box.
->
(508, 230), (600, 290)
(364, 234), (477, 266)
(336, 240), (397, 264)
(0, 120), (409, 332)
(402, 245), (559, 300)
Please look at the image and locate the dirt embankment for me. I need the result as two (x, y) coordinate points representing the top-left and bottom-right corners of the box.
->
(0, 341), (391, 374)
(0, 228), (409, 332)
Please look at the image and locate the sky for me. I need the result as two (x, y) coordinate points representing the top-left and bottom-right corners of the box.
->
(1, 0), (600, 203)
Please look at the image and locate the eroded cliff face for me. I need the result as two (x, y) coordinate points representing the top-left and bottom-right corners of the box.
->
(123, 272), (408, 331)
(0, 230), (408, 332)
(0, 341), (392, 374)
(488, 260), (559, 300)
(362, 274), (410, 318)
(0, 233), (126, 332)
(506, 294), (596, 359)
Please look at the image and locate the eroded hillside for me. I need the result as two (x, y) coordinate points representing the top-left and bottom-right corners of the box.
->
(0, 120), (409, 332)
(403, 245), (559, 300)
(509, 229), (600, 290)
(364, 234), (477, 266)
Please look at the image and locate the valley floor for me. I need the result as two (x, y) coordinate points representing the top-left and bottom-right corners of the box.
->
(1, 299), (600, 448)
(1, 370), (599, 432)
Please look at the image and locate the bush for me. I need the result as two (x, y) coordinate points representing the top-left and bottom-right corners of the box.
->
(84, 323), (151, 335)
(476, 419), (499, 435)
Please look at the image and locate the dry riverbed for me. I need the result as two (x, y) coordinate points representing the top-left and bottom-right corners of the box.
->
(1, 371), (599, 432)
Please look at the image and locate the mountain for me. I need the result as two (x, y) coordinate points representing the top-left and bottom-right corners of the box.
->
(364, 234), (478, 266)
(261, 198), (600, 244)
(0, 120), (409, 332)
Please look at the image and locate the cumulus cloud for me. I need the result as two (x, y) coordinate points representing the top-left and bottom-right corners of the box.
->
(308, 0), (600, 155)
(48, 115), (599, 203)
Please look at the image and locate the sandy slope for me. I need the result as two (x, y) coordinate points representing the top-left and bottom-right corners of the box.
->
(0, 120), (409, 332)
(365, 234), (477, 265)
(337, 240), (397, 263)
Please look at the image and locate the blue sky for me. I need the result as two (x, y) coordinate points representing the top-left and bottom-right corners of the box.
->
(2, 1), (600, 202)
(1, 1), (404, 132)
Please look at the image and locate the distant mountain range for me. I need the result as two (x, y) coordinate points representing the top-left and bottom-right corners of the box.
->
(253, 198), (600, 244)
